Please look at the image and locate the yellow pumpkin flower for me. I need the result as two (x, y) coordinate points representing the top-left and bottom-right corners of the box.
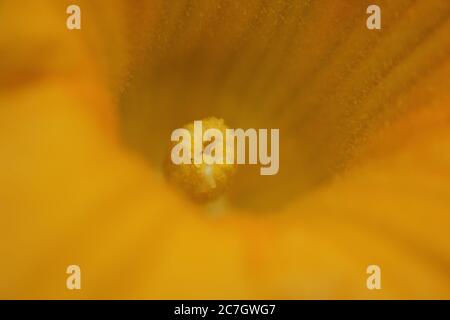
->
(0, 0), (449, 299)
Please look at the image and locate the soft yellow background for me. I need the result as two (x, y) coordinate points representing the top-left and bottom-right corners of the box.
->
(0, 0), (449, 299)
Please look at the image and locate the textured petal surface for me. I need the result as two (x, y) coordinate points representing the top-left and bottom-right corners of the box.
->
(0, 0), (449, 299)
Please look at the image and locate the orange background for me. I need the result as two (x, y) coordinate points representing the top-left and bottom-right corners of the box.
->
(0, 0), (449, 299)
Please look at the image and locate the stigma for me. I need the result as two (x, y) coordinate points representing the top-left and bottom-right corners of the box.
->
(164, 117), (236, 202)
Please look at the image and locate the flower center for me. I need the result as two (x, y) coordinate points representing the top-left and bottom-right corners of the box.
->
(164, 117), (237, 202)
